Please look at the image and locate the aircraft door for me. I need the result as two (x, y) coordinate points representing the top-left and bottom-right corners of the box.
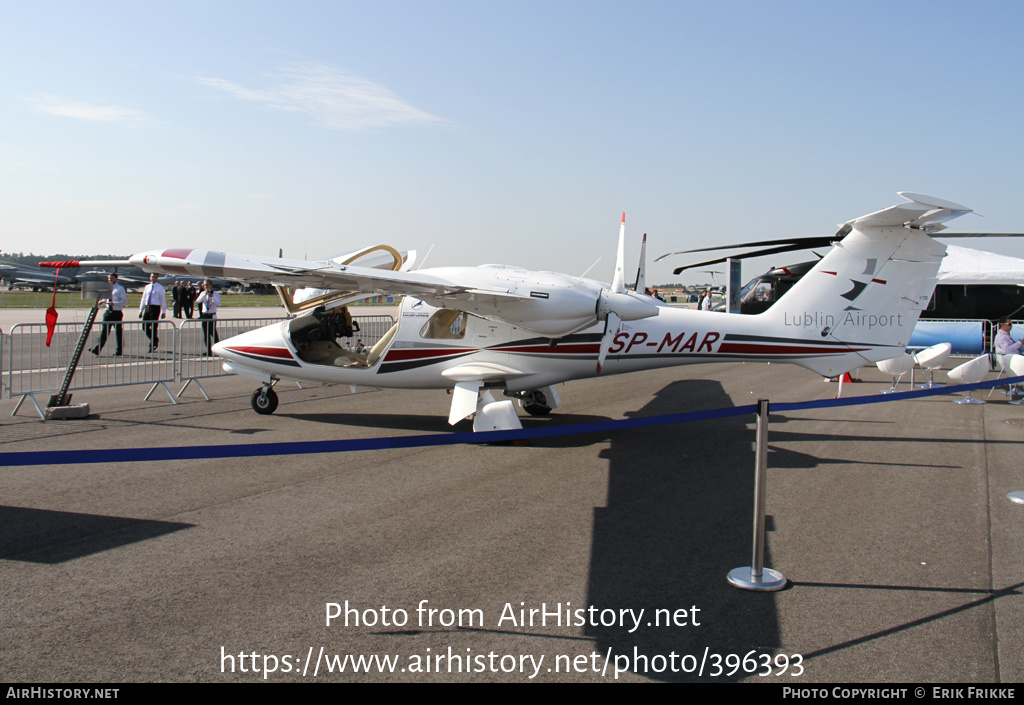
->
(414, 308), (510, 362)
(467, 315), (511, 363)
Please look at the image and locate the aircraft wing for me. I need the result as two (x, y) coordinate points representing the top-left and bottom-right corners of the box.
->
(43, 241), (661, 338)
(44, 248), (528, 302)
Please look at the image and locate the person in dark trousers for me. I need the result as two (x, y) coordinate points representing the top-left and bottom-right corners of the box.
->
(90, 272), (126, 356)
(195, 279), (221, 356)
(139, 273), (166, 352)
(172, 280), (182, 318)
(183, 283), (196, 319)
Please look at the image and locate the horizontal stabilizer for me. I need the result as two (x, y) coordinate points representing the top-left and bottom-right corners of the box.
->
(846, 192), (972, 233)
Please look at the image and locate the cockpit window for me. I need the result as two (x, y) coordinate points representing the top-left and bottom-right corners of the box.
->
(420, 309), (467, 339)
(744, 280), (775, 303)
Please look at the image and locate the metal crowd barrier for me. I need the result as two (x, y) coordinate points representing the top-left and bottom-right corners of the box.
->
(5, 314), (395, 417)
(175, 317), (284, 399)
(5, 319), (180, 417)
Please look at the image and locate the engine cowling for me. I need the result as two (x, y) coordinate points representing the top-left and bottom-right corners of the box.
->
(596, 289), (660, 323)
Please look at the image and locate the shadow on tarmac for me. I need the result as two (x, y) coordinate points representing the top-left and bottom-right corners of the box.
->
(281, 411), (622, 440)
(0, 505), (193, 564)
(791, 580), (1024, 663)
(583, 378), (780, 682)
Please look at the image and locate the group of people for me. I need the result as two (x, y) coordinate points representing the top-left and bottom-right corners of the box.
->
(171, 281), (200, 319)
(90, 274), (221, 357)
(696, 289), (713, 311)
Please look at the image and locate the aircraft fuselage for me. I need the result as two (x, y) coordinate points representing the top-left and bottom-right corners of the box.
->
(214, 293), (893, 395)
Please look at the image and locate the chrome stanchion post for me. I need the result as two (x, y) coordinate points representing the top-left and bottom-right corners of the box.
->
(728, 398), (787, 591)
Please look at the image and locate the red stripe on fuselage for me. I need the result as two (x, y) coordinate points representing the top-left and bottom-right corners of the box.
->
(383, 348), (475, 362)
(226, 345), (295, 360)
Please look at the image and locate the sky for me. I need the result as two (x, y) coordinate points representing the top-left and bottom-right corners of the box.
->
(2, 0), (1023, 286)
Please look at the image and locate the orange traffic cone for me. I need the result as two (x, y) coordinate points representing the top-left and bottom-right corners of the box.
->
(835, 371), (853, 398)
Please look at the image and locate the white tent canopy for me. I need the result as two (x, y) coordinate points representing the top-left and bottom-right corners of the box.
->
(936, 244), (1024, 286)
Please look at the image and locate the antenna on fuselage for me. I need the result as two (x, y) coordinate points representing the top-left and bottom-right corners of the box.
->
(417, 244), (435, 270)
(577, 257), (602, 281)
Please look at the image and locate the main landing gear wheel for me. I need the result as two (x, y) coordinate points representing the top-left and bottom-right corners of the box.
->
(251, 387), (279, 415)
(521, 391), (552, 416)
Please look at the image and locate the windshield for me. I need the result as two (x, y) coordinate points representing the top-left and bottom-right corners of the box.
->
(739, 277), (762, 301)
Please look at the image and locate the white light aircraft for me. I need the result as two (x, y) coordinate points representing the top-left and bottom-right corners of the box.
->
(46, 193), (967, 431)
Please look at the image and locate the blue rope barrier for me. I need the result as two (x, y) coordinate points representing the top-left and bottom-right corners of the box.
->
(3, 374), (1022, 467)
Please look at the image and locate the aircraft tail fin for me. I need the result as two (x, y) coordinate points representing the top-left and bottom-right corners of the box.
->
(611, 213), (626, 293)
(757, 193), (968, 376)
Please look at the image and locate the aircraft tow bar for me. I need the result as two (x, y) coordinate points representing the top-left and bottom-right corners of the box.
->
(44, 282), (110, 419)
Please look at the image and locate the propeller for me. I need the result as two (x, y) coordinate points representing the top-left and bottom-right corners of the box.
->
(595, 214), (657, 373)
(596, 312), (620, 374)
(634, 232), (647, 295)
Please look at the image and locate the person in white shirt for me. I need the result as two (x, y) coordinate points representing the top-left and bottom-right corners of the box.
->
(196, 278), (221, 356)
(995, 317), (1023, 355)
(90, 272), (127, 356)
(139, 273), (167, 352)
(700, 290), (712, 311)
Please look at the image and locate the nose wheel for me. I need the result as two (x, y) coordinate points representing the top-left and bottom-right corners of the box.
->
(251, 386), (279, 415)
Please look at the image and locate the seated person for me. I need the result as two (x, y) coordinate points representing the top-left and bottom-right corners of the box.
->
(995, 317), (1023, 355)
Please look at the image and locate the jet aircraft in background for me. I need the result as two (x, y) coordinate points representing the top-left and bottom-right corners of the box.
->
(1, 255), (76, 290)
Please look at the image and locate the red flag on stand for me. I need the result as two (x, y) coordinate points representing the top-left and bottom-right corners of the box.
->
(45, 268), (59, 346)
